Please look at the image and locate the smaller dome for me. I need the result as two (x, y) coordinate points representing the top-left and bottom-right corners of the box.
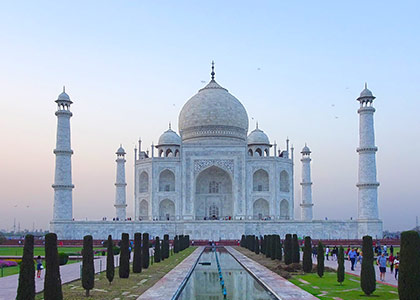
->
(158, 127), (181, 146)
(247, 125), (270, 145)
(116, 145), (126, 155)
(301, 144), (311, 154)
(358, 83), (375, 99)
(56, 87), (72, 103)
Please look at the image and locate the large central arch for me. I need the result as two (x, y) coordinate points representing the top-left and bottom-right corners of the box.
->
(195, 166), (233, 220)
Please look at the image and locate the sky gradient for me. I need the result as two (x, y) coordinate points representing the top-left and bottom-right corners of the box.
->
(1, 1), (419, 232)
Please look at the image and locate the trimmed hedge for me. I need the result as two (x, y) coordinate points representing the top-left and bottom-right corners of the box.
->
(44, 233), (63, 300)
(119, 233), (130, 278)
(16, 234), (35, 300)
(337, 246), (345, 285)
(133, 233), (142, 273)
(361, 235), (375, 296)
(284, 234), (292, 265)
(302, 236), (312, 273)
(142, 233), (150, 269)
(82, 235), (94, 297)
(106, 235), (115, 284)
(58, 252), (69, 266)
(398, 231), (420, 299)
(317, 242), (324, 278)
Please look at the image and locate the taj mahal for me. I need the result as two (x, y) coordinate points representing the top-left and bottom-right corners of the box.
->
(50, 64), (383, 240)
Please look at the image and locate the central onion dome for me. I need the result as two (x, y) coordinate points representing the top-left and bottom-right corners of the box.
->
(178, 63), (249, 142)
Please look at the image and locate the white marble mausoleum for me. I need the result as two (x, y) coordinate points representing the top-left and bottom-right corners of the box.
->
(50, 65), (383, 240)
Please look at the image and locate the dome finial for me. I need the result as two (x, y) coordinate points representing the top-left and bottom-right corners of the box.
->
(256, 121), (259, 129)
(365, 82), (368, 89)
(169, 121), (171, 130)
(211, 60), (215, 80)
(63, 86), (65, 93)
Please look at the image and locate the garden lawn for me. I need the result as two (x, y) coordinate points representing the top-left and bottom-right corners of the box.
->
(289, 272), (399, 300)
(0, 246), (103, 256)
(1, 260), (80, 278)
(35, 246), (197, 300)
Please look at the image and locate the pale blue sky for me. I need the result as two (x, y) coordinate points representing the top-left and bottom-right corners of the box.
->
(0, 1), (419, 232)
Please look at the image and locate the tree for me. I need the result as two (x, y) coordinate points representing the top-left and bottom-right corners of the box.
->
(317, 242), (324, 278)
(16, 234), (35, 300)
(154, 237), (161, 263)
(142, 233), (150, 269)
(240, 235), (245, 247)
(275, 235), (282, 261)
(133, 233), (142, 273)
(82, 235), (94, 297)
(106, 235), (114, 284)
(398, 231), (420, 299)
(292, 234), (300, 263)
(44, 233), (63, 300)
(163, 234), (169, 259)
(255, 236), (260, 254)
(261, 236), (265, 254)
(361, 235), (376, 295)
(270, 235), (276, 260)
(266, 235), (271, 258)
(337, 246), (345, 285)
(119, 233), (130, 278)
(302, 236), (312, 273)
(284, 234), (292, 265)
(174, 235), (179, 253)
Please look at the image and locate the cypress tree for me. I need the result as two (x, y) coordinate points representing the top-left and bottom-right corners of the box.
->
(284, 234), (292, 265)
(251, 235), (255, 252)
(337, 246), (345, 285)
(133, 233), (142, 273)
(361, 235), (376, 296)
(261, 236), (265, 254)
(179, 235), (184, 251)
(255, 236), (260, 254)
(142, 233), (150, 269)
(275, 235), (282, 260)
(186, 235), (190, 248)
(399, 231), (420, 299)
(119, 233), (130, 278)
(154, 237), (161, 263)
(44, 233), (63, 300)
(270, 235), (276, 260)
(240, 235), (245, 247)
(266, 235), (271, 258)
(82, 235), (94, 297)
(16, 234), (35, 300)
(317, 242), (324, 278)
(164, 234), (170, 259)
(106, 235), (114, 284)
(292, 234), (300, 263)
(303, 236), (312, 273)
(174, 235), (179, 253)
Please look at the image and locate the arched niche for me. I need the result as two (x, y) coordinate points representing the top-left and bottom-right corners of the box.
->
(159, 169), (175, 192)
(253, 169), (269, 192)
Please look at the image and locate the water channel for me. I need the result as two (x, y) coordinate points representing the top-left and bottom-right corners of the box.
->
(177, 247), (277, 300)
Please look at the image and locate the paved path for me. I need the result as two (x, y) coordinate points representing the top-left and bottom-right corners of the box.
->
(0, 256), (115, 300)
(137, 246), (205, 300)
(322, 256), (398, 287)
(226, 246), (317, 300)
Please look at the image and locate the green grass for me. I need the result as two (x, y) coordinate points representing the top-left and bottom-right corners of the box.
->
(0, 246), (104, 256)
(35, 247), (197, 300)
(289, 272), (399, 300)
(0, 260), (81, 278)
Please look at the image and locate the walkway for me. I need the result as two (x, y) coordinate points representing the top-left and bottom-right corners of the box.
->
(137, 246), (204, 300)
(0, 256), (113, 300)
(226, 246), (317, 300)
(322, 256), (398, 287)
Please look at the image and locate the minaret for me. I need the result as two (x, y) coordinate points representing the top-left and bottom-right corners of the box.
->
(52, 87), (74, 220)
(114, 145), (127, 220)
(300, 144), (313, 221)
(356, 84), (379, 220)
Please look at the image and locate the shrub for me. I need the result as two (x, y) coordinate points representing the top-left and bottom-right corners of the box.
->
(154, 237), (161, 263)
(398, 231), (420, 299)
(163, 234), (169, 259)
(260, 236), (265, 254)
(142, 233), (150, 269)
(133, 233), (142, 273)
(58, 252), (69, 266)
(255, 236), (260, 254)
(16, 234), (35, 300)
(174, 235), (179, 254)
(292, 234), (300, 263)
(302, 236), (312, 273)
(240, 235), (245, 247)
(106, 235), (114, 284)
(361, 235), (376, 296)
(119, 233), (130, 278)
(270, 235), (276, 260)
(317, 242), (324, 278)
(337, 246), (345, 285)
(275, 235), (282, 261)
(44, 233), (63, 300)
(284, 234), (292, 265)
(112, 246), (120, 255)
(82, 235), (94, 297)
(266, 235), (271, 258)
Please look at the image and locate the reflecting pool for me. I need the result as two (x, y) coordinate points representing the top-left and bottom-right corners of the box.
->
(177, 248), (277, 300)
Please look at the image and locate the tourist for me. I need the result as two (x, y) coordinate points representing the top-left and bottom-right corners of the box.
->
(348, 248), (357, 271)
(388, 253), (395, 274)
(354, 248), (359, 268)
(36, 255), (43, 278)
(325, 246), (330, 260)
(394, 255), (400, 280)
(377, 252), (387, 281)
(332, 246), (338, 261)
(390, 245), (394, 255)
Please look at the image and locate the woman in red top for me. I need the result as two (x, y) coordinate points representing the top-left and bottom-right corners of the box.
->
(388, 254), (395, 274)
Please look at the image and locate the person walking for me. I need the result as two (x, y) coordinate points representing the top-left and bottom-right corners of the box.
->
(388, 253), (395, 274)
(394, 255), (399, 280)
(36, 255), (43, 278)
(348, 248), (357, 271)
(377, 252), (387, 281)
(325, 246), (330, 261)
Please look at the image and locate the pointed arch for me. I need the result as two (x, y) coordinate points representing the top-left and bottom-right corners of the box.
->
(255, 148), (262, 157)
(280, 170), (289, 192)
(280, 199), (289, 220)
(248, 149), (253, 156)
(253, 169), (269, 192)
(139, 171), (149, 193)
(139, 199), (148, 219)
(165, 148), (173, 157)
(159, 169), (175, 192)
(174, 149), (180, 157)
(159, 199), (175, 220)
(253, 198), (269, 219)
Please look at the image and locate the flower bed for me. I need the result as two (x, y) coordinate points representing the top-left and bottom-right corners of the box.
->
(0, 259), (18, 267)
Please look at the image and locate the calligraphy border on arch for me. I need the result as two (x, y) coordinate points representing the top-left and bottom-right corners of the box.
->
(194, 159), (234, 176)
